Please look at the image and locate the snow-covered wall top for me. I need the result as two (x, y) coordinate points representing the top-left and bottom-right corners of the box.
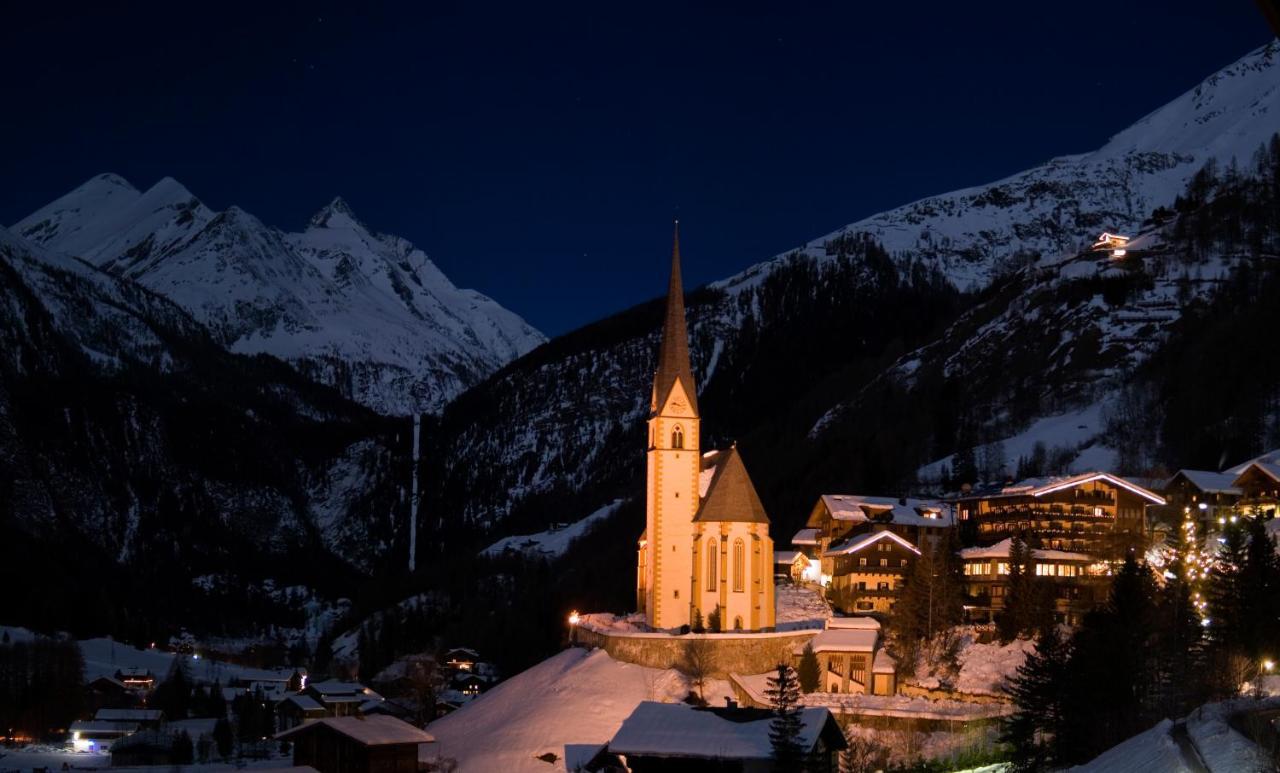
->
(11, 177), (546, 415)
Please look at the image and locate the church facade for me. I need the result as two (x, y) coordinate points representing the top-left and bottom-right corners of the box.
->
(636, 225), (776, 633)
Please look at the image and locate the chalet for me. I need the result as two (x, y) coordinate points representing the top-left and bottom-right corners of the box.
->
(774, 550), (809, 583)
(790, 528), (821, 561)
(276, 715), (434, 773)
(86, 675), (137, 712)
(278, 694), (328, 730)
(69, 719), (138, 752)
(114, 667), (156, 691)
(959, 538), (1109, 625)
(801, 494), (952, 559)
(950, 472), (1163, 560)
(1225, 451), (1280, 518)
(305, 680), (383, 718)
(1091, 232), (1130, 257)
(600, 701), (845, 772)
(443, 648), (479, 672)
(822, 531), (921, 615)
(95, 707), (164, 729)
(1159, 469), (1242, 533)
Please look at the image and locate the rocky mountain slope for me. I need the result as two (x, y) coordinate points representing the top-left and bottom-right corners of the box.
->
(11, 177), (545, 414)
(426, 42), (1280, 545)
(0, 224), (416, 637)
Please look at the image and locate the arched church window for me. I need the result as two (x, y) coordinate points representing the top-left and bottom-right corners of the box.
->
(733, 539), (745, 592)
(707, 540), (717, 586)
(671, 425), (684, 449)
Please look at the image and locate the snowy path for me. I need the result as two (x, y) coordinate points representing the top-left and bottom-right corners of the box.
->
(1170, 721), (1211, 773)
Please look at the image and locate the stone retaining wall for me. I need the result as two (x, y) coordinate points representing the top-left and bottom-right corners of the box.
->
(573, 626), (820, 677)
(898, 683), (1010, 705)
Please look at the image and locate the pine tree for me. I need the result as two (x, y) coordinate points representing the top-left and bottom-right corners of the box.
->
(999, 537), (1031, 643)
(797, 643), (820, 694)
(1239, 515), (1280, 662)
(1000, 625), (1066, 772)
(765, 664), (804, 773)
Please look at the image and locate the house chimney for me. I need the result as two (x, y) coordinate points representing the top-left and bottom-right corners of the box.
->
(724, 698), (737, 709)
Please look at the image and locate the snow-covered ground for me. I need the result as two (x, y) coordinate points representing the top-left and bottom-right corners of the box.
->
(424, 648), (732, 773)
(910, 628), (1033, 697)
(775, 585), (833, 631)
(481, 500), (624, 559)
(0, 745), (300, 772)
(1069, 718), (1195, 773)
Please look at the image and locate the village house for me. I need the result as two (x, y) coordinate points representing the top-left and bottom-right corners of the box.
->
(86, 675), (138, 713)
(114, 667), (156, 692)
(1091, 231), (1131, 257)
(821, 531), (921, 616)
(1224, 450), (1280, 518)
(94, 707), (164, 729)
(69, 719), (138, 752)
(443, 647), (479, 672)
(773, 549), (810, 583)
(278, 694), (328, 730)
(951, 472), (1163, 560)
(276, 715), (434, 773)
(636, 225), (776, 633)
(797, 617), (897, 695)
(304, 680), (384, 718)
(1159, 469), (1242, 534)
(594, 701), (846, 772)
(959, 538), (1110, 625)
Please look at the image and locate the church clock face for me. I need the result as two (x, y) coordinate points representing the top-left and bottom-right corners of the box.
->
(671, 399), (685, 410)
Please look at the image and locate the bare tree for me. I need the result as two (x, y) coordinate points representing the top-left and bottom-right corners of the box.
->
(681, 637), (715, 704)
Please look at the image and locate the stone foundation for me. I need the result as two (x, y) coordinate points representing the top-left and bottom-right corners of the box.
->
(573, 625), (820, 677)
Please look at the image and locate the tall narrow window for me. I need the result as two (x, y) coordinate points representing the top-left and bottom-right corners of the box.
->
(671, 425), (684, 449)
(707, 540), (718, 587)
(733, 539), (745, 592)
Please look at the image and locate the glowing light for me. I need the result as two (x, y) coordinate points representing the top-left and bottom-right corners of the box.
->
(1264, 659), (1275, 673)
(1198, 503), (1208, 511)
(568, 611), (580, 626)
(192, 654), (200, 660)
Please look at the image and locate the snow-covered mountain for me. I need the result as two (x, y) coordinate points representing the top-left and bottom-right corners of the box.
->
(427, 42), (1280, 538)
(720, 41), (1280, 296)
(11, 177), (545, 414)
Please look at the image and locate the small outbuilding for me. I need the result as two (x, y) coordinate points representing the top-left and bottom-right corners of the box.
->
(276, 715), (434, 773)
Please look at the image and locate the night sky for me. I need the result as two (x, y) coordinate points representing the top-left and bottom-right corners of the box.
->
(0, 2), (1270, 336)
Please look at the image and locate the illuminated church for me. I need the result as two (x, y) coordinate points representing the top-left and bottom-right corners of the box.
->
(636, 225), (776, 632)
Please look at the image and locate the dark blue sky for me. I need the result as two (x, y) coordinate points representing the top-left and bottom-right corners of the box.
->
(0, 2), (1270, 335)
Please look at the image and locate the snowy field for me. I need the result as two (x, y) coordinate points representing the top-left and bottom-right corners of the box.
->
(0, 625), (295, 685)
(424, 648), (733, 772)
(0, 746), (301, 773)
(481, 500), (624, 559)
(908, 628), (1032, 697)
(774, 585), (832, 631)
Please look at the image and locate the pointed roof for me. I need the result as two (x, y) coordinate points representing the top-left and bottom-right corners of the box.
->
(652, 221), (698, 416)
(694, 446), (769, 524)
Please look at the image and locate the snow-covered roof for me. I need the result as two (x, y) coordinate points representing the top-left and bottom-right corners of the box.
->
(1225, 448), (1280, 476)
(1232, 460), (1280, 485)
(983, 472), (1165, 505)
(168, 718), (220, 737)
(774, 550), (804, 565)
(826, 617), (880, 631)
(958, 538), (1092, 562)
(824, 529), (921, 557)
(280, 694), (324, 712)
(791, 527), (819, 545)
(817, 495), (952, 527)
(872, 649), (897, 674)
(309, 679), (371, 697)
(95, 708), (162, 722)
(276, 715), (434, 746)
(70, 720), (139, 734)
(1168, 469), (1242, 495)
(607, 702), (834, 759)
(806, 627), (878, 653)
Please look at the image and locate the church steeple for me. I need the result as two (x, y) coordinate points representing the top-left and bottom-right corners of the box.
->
(652, 220), (698, 416)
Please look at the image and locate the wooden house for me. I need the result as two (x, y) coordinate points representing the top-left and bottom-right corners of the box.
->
(276, 715), (434, 773)
(1225, 453), (1280, 518)
(278, 694), (327, 730)
(801, 495), (952, 559)
(1091, 232), (1130, 257)
(821, 531), (921, 615)
(1158, 469), (1242, 534)
(959, 538), (1109, 625)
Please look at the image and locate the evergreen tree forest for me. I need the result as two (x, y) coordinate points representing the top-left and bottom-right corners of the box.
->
(1002, 515), (1280, 770)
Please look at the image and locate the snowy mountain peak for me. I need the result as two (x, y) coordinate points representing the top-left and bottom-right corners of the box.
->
(307, 196), (370, 233)
(11, 176), (545, 414)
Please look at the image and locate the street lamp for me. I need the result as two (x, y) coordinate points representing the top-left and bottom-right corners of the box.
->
(568, 610), (580, 646)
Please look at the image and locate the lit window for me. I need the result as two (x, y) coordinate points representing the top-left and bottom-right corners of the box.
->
(858, 557), (867, 567)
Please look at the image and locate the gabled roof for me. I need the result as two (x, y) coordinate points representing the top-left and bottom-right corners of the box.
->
(693, 446), (769, 524)
(824, 529), (921, 557)
(279, 694), (324, 712)
(973, 472), (1165, 505)
(95, 708), (162, 722)
(607, 702), (841, 759)
(791, 527), (820, 545)
(816, 495), (952, 528)
(275, 715), (434, 746)
(1225, 449), (1280, 476)
(806, 627), (878, 653)
(1233, 460), (1280, 485)
(774, 550), (804, 564)
(1167, 469), (1242, 495)
(651, 222), (698, 417)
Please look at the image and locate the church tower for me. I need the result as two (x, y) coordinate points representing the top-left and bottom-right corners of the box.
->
(638, 222), (701, 630)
